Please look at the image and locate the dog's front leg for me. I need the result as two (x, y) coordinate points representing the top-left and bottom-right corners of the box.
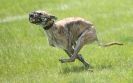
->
(59, 28), (75, 62)
(62, 49), (90, 67)
(59, 33), (74, 62)
(59, 35), (85, 63)
(59, 30), (90, 67)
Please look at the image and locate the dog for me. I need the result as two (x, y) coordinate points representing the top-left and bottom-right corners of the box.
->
(29, 10), (123, 67)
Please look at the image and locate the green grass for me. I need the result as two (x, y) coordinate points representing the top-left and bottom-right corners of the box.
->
(0, 0), (133, 83)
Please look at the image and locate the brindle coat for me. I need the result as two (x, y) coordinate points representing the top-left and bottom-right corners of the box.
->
(29, 11), (123, 67)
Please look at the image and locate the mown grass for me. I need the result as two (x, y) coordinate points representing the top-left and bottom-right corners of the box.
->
(0, 0), (133, 83)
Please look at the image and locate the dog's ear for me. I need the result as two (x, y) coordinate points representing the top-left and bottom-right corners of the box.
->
(50, 15), (57, 20)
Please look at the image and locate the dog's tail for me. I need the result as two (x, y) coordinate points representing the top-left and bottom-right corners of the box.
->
(96, 39), (123, 47)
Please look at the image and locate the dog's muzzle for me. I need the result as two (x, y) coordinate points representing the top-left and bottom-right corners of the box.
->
(29, 13), (42, 24)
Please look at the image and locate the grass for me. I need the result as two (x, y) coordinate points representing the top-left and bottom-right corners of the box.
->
(0, 0), (133, 83)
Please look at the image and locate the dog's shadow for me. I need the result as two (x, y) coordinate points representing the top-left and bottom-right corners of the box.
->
(59, 65), (93, 74)
(59, 64), (113, 74)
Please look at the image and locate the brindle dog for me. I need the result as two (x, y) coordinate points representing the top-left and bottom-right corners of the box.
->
(29, 11), (123, 67)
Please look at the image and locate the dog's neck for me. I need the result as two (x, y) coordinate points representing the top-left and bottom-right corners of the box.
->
(42, 22), (54, 30)
(44, 23), (57, 43)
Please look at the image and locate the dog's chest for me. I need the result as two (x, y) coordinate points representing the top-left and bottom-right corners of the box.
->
(46, 30), (68, 49)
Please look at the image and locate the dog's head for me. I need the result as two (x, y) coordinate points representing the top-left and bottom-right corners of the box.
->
(29, 10), (57, 29)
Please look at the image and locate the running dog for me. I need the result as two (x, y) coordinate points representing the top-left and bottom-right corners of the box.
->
(29, 11), (123, 67)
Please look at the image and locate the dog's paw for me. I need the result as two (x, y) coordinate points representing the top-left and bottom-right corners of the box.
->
(59, 58), (65, 63)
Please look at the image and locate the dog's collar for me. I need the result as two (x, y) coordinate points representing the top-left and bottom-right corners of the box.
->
(43, 22), (54, 30)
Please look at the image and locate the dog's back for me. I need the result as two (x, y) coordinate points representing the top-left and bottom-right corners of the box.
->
(55, 17), (95, 41)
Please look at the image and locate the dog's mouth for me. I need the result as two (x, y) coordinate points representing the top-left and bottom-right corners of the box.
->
(29, 12), (43, 24)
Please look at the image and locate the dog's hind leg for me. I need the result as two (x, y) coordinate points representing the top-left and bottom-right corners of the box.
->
(77, 54), (90, 67)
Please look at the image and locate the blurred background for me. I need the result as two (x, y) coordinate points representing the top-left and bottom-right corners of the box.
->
(0, 0), (133, 83)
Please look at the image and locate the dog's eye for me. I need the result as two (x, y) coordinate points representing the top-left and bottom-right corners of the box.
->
(38, 13), (42, 15)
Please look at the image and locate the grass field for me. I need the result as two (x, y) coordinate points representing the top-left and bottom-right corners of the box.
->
(0, 0), (133, 83)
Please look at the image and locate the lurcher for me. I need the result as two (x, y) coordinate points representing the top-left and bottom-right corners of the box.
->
(29, 11), (123, 67)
